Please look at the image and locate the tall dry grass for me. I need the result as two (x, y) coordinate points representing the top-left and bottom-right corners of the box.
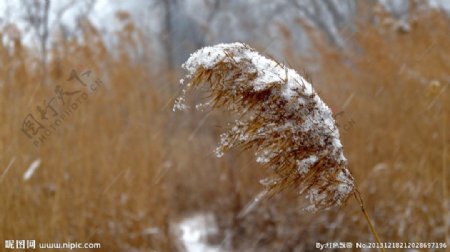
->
(0, 18), (176, 251)
(0, 5), (448, 252)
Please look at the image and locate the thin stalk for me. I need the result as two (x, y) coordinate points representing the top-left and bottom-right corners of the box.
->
(354, 188), (385, 252)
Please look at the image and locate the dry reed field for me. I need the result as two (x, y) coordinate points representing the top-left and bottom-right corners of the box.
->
(0, 2), (449, 252)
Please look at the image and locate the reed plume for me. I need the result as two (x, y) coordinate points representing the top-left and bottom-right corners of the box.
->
(175, 42), (354, 211)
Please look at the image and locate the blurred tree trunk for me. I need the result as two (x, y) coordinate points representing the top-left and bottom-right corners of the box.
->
(290, 0), (358, 48)
(161, 0), (175, 70)
(22, 0), (51, 82)
(42, 0), (50, 79)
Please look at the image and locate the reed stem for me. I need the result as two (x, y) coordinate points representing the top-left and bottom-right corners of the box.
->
(354, 188), (385, 252)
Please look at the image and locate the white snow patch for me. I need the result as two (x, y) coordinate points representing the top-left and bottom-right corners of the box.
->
(173, 96), (189, 112)
(333, 170), (354, 204)
(296, 155), (318, 175)
(176, 213), (221, 252)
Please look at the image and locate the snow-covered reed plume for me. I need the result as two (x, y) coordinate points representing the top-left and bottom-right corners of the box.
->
(175, 42), (354, 211)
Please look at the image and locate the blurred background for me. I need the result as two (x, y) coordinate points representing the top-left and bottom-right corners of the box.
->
(0, 0), (449, 251)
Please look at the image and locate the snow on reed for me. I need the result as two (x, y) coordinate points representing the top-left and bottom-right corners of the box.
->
(175, 42), (354, 211)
